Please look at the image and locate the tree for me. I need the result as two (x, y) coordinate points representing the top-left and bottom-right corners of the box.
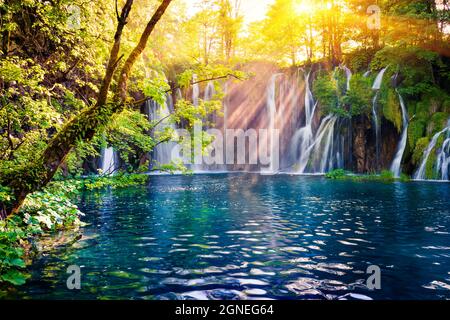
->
(217, 0), (243, 63)
(0, 0), (173, 218)
(260, 0), (305, 65)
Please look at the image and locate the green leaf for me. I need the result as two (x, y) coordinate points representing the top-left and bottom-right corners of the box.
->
(9, 258), (26, 268)
(1, 270), (30, 286)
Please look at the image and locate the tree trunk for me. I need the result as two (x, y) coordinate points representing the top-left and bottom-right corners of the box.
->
(0, 0), (173, 218)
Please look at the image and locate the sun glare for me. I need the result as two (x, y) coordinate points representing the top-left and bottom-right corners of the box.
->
(294, 0), (315, 14)
(294, 0), (333, 15)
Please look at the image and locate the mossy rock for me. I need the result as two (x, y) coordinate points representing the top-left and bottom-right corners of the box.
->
(429, 112), (449, 134)
(415, 100), (431, 121)
(412, 137), (430, 165)
(382, 88), (402, 132)
(443, 98), (450, 114)
(425, 150), (437, 180)
(408, 120), (426, 150)
(424, 134), (446, 179)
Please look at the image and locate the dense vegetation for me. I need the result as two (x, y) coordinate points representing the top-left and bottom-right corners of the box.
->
(0, 0), (449, 286)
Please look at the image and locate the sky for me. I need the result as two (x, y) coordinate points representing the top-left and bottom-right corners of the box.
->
(238, 0), (274, 24)
(187, 0), (275, 24)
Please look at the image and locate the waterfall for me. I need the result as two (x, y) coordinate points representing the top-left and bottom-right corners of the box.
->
(192, 74), (200, 107)
(176, 88), (183, 101)
(223, 82), (229, 134)
(291, 70), (317, 173)
(341, 65), (352, 92)
(310, 115), (338, 173)
(390, 91), (409, 177)
(363, 70), (371, 78)
(372, 67), (388, 90)
(146, 98), (177, 168)
(436, 134), (450, 180)
(265, 73), (282, 174)
(304, 70), (317, 125)
(371, 67), (388, 170)
(101, 147), (117, 175)
(291, 68), (346, 174)
(222, 82), (229, 172)
(372, 91), (381, 170)
(204, 81), (215, 101)
(204, 81), (217, 124)
(414, 120), (450, 180)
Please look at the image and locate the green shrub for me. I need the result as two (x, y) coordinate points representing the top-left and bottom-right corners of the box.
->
(313, 72), (341, 115)
(1, 189), (83, 286)
(399, 173), (411, 182)
(379, 170), (395, 182)
(325, 169), (347, 179)
(343, 74), (373, 116)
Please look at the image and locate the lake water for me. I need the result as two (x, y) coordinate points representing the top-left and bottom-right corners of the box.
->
(8, 174), (450, 300)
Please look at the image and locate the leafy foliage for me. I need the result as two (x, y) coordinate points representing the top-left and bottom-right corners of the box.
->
(325, 169), (398, 182)
(0, 181), (83, 286)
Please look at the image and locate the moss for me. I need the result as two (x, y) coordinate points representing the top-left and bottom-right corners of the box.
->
(382, 88), (402, 132)
(429, 112), (449, 134)
(443, 98), (450, 114)
(412, 137), (430, 165)
(424, 135), (445, 179)
(415, 100), (431, 121)
(425, 150), (437, 179)
(408, 120), (426, 150)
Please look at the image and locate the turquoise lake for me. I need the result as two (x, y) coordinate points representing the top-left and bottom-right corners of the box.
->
(9, 174), (450, 300)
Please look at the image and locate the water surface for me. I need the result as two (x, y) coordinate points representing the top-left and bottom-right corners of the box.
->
(8, 174), (450, 300)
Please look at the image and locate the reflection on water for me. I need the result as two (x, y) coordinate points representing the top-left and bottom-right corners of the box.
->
(6, 174), (450, 300)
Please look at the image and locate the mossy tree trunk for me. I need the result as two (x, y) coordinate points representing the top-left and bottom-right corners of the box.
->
(0, 0), (173, 217)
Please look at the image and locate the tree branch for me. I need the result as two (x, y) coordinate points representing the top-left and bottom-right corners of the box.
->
(130, 73), (243, 107)
(115, 0), (173, 103)
(97, 0), (134, 107)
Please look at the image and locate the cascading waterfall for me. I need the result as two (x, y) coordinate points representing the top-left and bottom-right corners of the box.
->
(223, 82), (229, 134)
(192, 74), (200, 107)
(372, 67), (388, 90)
(341, 65), (352, 92)
(101, 147), (117, 175)
(189, 75), (203, 172)
(309, 115), (338, 173)
(291, 67), (349, 174)
(264, 73), (283, 174)
(146, 98), (177, 169)
(176, 88), (183, 101)
(372, 66), (389, 170)
(140, 65), (446, 178)
(291, 70), (317, 173)
(436, 134), (450, 180)
(390, 91), (409, 177)
(306, 66), (351, 173)
(202, 81), (227, 172)
(204, 81), (216, 124)
(204, 81), (215, 100)
(414, 119), (450, 180)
